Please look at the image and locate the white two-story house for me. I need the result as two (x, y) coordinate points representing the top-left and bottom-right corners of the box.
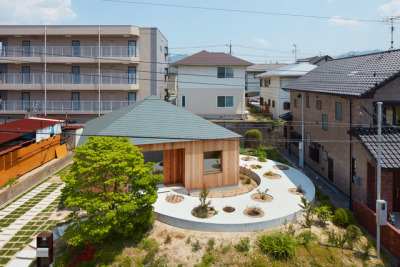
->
(172, 50), (252, 119)
(257, 63), (316, 120)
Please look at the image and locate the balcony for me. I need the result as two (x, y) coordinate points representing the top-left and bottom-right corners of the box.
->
(0, 46), (139, 63)
(0, 100), (133, 114)
(0, 73), (139, 91)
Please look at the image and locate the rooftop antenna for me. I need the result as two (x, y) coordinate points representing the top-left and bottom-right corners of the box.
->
(382, 16), (400, 49)
(292, 44), (299, 62)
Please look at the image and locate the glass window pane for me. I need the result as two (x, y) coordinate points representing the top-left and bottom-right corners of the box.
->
(204, 151), (222, 173)
(226, 67), (233, 78)
(182, 95), (186, 107)
(225, 96), (234, 107)
(128, 92), (136, 104)
(322, 114), (328, 131)
(396, 105), (400, 125)
(217, 67), (225, 78)
(217, 96), (225, 107)
(335, 102), (342, 120)
(386, 105), (393, 125)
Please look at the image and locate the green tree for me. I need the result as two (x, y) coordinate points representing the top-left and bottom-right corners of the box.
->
(61, 136), (162, 246)
(244, 129), (263, 149)
(299, 196), (314, 228)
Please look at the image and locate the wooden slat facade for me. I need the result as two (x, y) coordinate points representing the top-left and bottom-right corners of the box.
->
(138, 138), (239, 191)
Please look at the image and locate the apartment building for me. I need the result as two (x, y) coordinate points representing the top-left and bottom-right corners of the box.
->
(0, 25), (168, 123)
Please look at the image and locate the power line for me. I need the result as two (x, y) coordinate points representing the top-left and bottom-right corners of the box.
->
(103, 0), (383, 24)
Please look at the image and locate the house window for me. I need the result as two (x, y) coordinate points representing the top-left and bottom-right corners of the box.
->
(217, 96), (234, 108)
(22, 41), (30, 57)
(306, 93), (310, 108)
(72, 40), (80, 57)
(128, 40), (137, 57)
(294, 99), (297, 108)
(316, 100), (322, 110)
(22, 66), (30, 84)
(259, 79), (263, 87)
(309, 143), (320, 162)
(164, 46), (169, 55)
(128, 92), (136, 104)
(128, 66), (137, 84)
(71, 92), (80, 110)
(335, 102), (342, 120)
(283, 102), (290, 110)
(182, 95), (186, 107)
(217, 67), (234, 78)
(272, 100), (275, 108)
(322, 114), (328, 131)
(204, 151), (222, 173)
(268, 99), (271, 106)
(22, 92), (30, 110)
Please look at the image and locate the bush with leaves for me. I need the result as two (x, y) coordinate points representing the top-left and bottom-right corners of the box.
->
(299, 197), (314, 228)
(258, 232), (297, 260)
(61, 136), (163, 246)
(244, 129), (263, 149)
(192, 181), (212, 218)
(234, 237), (251, 253)
(315, 205), (333, 225)
(297, 230), (318, 247)
(333, 208), (355, 228)
(345, 225), (362, 249)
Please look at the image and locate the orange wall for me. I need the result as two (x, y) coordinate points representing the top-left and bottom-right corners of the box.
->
(0, 135), (60, 187)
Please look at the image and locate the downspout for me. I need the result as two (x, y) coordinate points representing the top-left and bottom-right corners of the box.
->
(349, 98), (353, 210)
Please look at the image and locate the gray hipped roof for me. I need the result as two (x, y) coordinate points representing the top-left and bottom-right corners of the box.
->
(284, 49), (400, 97)
(78, 96), (241, 146)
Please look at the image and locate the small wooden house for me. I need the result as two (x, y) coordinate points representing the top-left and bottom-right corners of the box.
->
(79, 96), (241, 190)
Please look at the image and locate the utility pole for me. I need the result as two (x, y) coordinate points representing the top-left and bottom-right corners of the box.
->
(300, 92), (304, 168)
(44, 25), (47, 116)
(292, 44), (299, 62)
(98, 26), (101, 116)
(376, 102), (382, 259)
(227, 40), (232, 55)
(382, 16), (400, 49)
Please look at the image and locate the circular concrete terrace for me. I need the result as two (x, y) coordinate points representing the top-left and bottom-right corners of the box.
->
(153, 155), (315, 232)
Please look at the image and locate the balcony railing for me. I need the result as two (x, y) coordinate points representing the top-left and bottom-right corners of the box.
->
(0, 73), (139, 85)
(0, 46), (138, 58)
(0, 100), (133, 112)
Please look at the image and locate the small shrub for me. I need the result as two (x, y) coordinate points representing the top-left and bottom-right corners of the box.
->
(315, 206), (333, 225)
(192, 240), (202, 252)
(186, 236), (191, 244)
(336, 233), (346, 251)
(142, 250), (156, 265)
(244, 129), (263, 149)
(299, 196), (314, 228)
(345, 225), (362, 249)
(320, 198), (337, 213)
(200, 251), (215, 266)
(164, 235), (172, 244)
(207, 238), (215, 250)
(333, 208), (355, 228)
(259, 153), (267, 162)
(221, 244), (231, 254)
(297, 230), (318, 247)
(234, 237), (250, 253)
(257, 188), (269, 200)
(139, 238), (159, 252)
(246, 205), (262, 216)
(325, 230), (336, 246)
(360, 240), (373, 260)
(258, 232), (297, 260)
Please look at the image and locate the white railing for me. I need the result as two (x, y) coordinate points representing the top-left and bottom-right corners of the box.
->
(0, 73), (139, 85)
(0, 46), (138, 58)
(0, 100), (133, 112)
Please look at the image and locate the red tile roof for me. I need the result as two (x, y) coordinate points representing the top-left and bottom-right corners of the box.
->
(172, 50), (253, 66)
(0, 119), (60, 145)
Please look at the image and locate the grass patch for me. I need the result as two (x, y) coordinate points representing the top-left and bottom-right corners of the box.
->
(0, 257), (11, 265)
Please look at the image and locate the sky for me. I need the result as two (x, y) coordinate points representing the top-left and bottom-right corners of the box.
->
(0, 0), (400, 63)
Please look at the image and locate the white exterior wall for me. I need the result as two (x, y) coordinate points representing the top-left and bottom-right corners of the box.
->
(260, 77), (295, 119)
(177, 66), (246, 118)
(246, 72), (261, 92)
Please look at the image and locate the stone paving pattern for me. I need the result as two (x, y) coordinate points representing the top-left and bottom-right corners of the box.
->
(0, 181), (65, 266)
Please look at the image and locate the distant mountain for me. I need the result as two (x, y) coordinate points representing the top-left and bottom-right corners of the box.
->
(335, 49), (383, 59)
(169, 54), (189, 63)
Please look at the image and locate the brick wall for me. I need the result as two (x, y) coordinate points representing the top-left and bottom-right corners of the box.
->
(353, 199), (400, 260)
(382, 171), (394, 213)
